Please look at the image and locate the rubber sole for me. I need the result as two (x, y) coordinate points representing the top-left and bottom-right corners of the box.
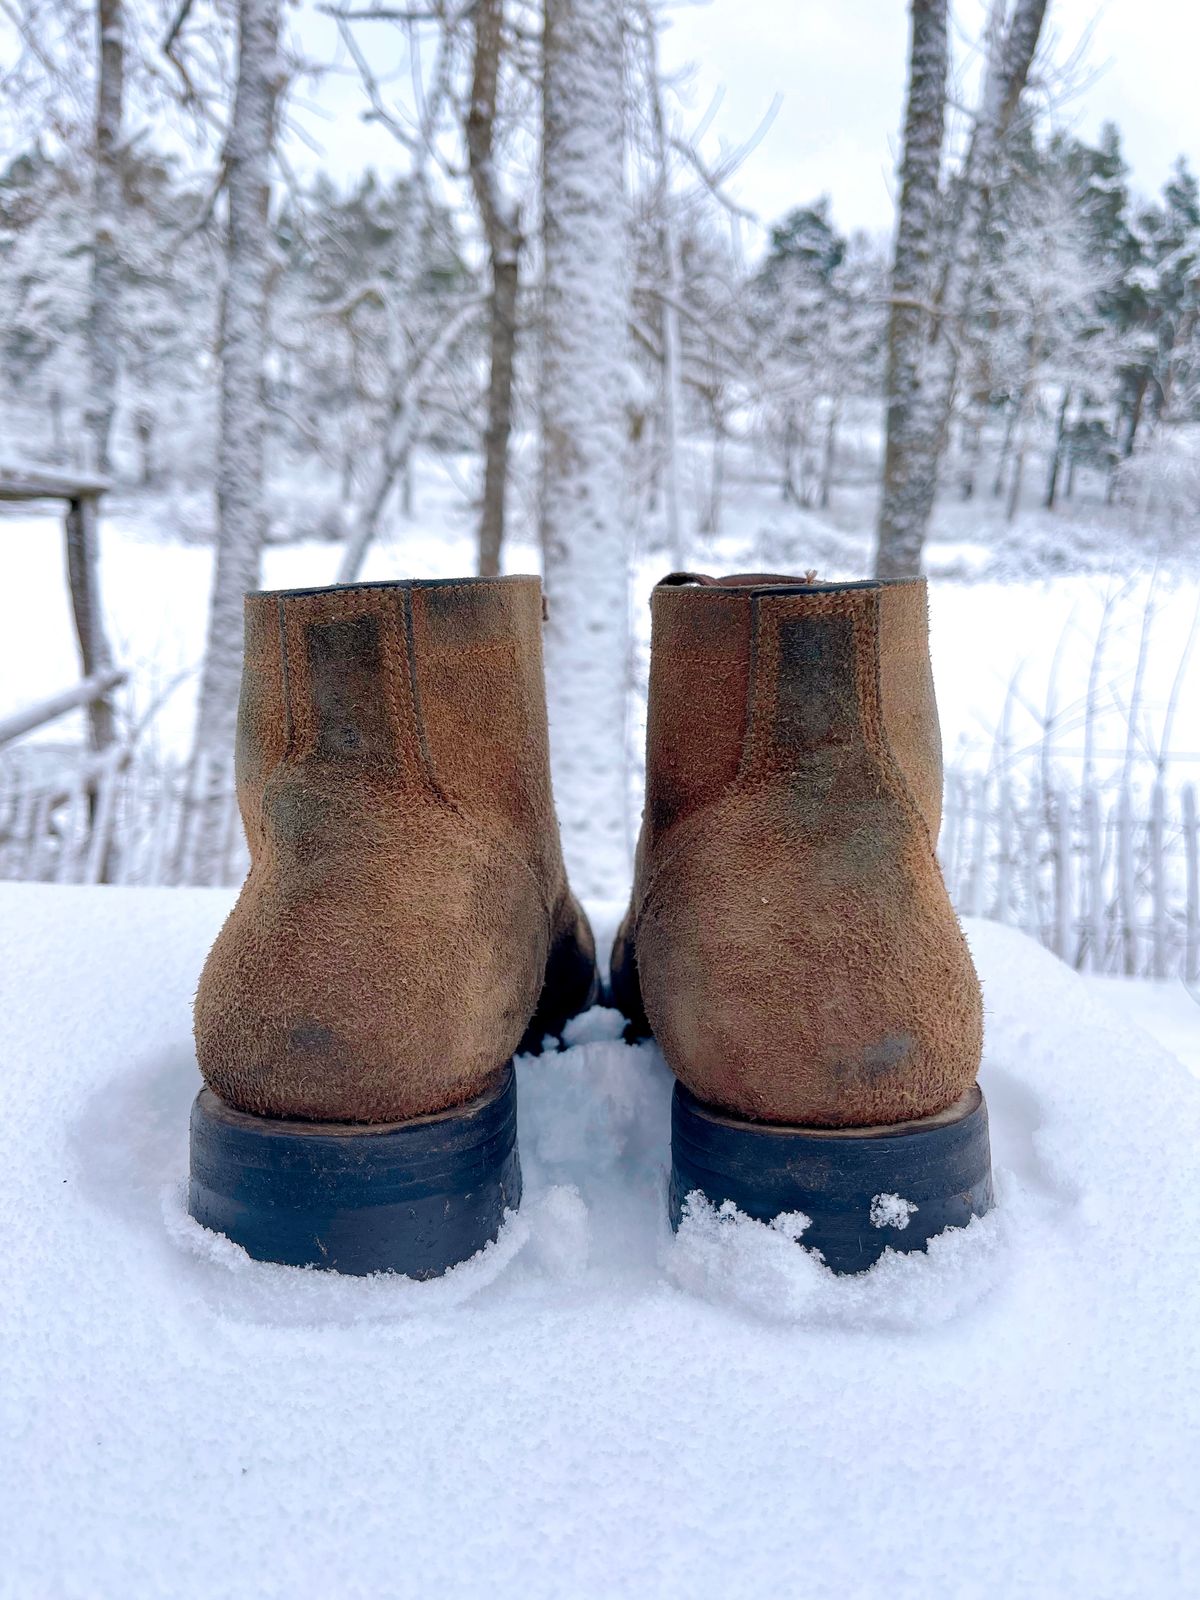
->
(669, 1082), (993, 1274)
(188, 1065), (521, 1277)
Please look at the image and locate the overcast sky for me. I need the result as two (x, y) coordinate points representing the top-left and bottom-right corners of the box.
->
(655, 0), (1199, 236)
(291, 1), (1198, 246)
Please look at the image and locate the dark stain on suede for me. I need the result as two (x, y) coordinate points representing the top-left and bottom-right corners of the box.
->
(307, 615), (392, 762)
(775, 615), (858, 753)
(423, 581), (509, 645)
(658, 589), (748, 653)
(287, 1020), (340, 1060)
(265, 778), (329, 851)
(779, 760), (837, 833)
(825, 815), (896, 883)
(861, 1033), (915, 1077)
(235, 670), (261, 788)
(194, 577), (599, 1124)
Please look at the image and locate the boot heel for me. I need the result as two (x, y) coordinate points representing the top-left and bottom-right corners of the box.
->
(188, 1065), (521, 1277)
(669, 1082), (993, 1275)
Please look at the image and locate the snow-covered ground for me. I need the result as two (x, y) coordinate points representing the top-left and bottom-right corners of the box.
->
(3, 882), (1199, 1598)
(1083, 973), (1200, 1080)
(3, 456), (1199, 785)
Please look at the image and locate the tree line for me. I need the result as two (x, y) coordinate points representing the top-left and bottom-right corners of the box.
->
(1, 0), (1197, 882)
(3, 21), (1195, 558)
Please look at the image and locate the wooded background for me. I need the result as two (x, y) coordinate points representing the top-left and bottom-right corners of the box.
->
(1, 0), (1197, 973)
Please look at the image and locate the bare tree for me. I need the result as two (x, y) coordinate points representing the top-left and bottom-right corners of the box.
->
(336, 295), (481, 582)
(540, 0), (631, 898)
(876, 0), (1050, 578)
(85, 0), (124, 474)
(877, 0), (948, 581)
(466, 0), (522, 577)
(639, 2), (685, 566)
(184, 0), (282, 883)
(78, 0), (125, 751)
(326, 4), (468, 580)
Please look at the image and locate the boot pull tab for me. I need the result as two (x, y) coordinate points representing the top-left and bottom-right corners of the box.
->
(658, 571), (719, 587)
(657, 570), (822, 590)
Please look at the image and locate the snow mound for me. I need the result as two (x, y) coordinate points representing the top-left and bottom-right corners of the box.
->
(2, 884), (1198, 1598)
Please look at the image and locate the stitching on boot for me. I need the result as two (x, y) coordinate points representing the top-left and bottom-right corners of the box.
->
(275, 596), (295, 754)
(740, 589), (860, 777)
(399, 588), (444, 798)
(851, 589), (939, 858)
(265, 584), (558, 918)
(636, 590), (861, 910)
(381, 590), (426, 786)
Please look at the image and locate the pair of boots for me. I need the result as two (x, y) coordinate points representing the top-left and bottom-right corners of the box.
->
(189, 571), (991, 1279)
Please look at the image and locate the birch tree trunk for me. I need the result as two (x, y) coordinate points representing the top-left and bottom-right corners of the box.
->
(876, 0), (948, 580)
(467, 0), (521, 578)
(819, 395), (841, 510)
(643, 7), (684, 566)
(1044, 384), (1071, 508)
(85, 0), (124, 474)
(876, 0), (1048, 578)
(184, 0), (281, 884)
(540, 0), (631, 899)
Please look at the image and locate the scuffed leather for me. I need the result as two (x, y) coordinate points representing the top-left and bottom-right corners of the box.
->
(195, 576), (595, 1123)
(613, 574), (982, 1128)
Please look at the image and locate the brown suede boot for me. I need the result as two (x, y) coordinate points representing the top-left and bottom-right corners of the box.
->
(612, 571), (992, 1272)
(189, 575), (596, 1276)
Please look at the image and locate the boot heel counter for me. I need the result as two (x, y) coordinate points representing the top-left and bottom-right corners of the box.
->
(638, 785), (981, 1126)
(194, 799), (550, 1122)
(196, 581), (559, 1123)
(638, 584), (981, 1128)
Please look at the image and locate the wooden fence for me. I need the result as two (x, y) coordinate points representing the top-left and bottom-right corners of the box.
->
(0, 750), (245, 889)
(3, 747), (1200, 984)
(940, 769), (1200, 982)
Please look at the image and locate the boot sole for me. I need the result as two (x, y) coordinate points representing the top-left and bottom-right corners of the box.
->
(188, 1065), (521, 1277)
(669, 1082), (993, 1274)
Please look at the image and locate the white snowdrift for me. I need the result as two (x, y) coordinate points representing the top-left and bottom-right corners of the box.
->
(1, 882), (1198, 1599)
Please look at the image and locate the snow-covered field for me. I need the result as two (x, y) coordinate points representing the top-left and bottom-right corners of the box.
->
(3, 457), (1199, 785)
(1083, 973), (1200, 1080)
(2, 882), (1198, 1598)
(4, 462), (1199, 1593)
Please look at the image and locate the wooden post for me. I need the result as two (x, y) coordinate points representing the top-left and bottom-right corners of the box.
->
(1149, 779), (1168, 979)
(995, 775), (1013, 921)
(969, 772), (988, 918)
(1083, 788), (1105, 972)
(1118, 786), (1138, 976)
(1054, 785), (1073, 964)
(83, 745), (126, 884)
(64, 492), (118, 750)
(1184, 785), (1199, 985)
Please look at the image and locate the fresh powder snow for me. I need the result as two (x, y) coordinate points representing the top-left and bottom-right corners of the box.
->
(2, 884), (1198, 1597)
(868, 1192), (918, 1230)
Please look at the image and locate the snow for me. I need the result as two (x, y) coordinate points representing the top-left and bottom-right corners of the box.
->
(1083, 973), (1200, 1080)
(3, 883), (1200, 1598)
(4, 490), (1196, 790)
(868, 1191), (917, 1229)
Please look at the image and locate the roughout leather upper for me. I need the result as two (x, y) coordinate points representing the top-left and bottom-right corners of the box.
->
(612, 573), (983, 1128)
(194, 576), (595, 1123)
